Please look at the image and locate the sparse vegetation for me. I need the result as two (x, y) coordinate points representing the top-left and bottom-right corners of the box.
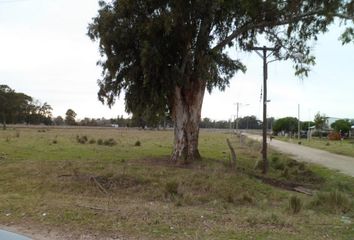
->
(310, 190), (352, 213)
(0, 127), (353, 239)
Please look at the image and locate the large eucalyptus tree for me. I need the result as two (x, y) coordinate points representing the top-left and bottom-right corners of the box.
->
(88, 0), (353, 164)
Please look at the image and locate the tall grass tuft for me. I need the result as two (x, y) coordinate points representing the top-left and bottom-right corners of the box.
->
(289, 195), (302, 214)
(310, 190), (352, 213)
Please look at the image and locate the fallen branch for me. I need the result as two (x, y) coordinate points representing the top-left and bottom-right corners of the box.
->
(251, 174), (314, 195)
(90, 176), (109, 195)
(75, 204), (121, 213)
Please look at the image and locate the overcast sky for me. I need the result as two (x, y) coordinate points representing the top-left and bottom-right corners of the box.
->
(1, 0), (353, 121)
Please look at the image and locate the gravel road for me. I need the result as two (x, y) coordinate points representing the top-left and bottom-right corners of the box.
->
(246, 134), (354, 177)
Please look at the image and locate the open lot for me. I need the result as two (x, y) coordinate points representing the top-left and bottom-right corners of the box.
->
(0, 127), (353, 239)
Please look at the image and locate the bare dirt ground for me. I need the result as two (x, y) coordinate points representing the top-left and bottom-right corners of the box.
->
(246, 134), (354, 177)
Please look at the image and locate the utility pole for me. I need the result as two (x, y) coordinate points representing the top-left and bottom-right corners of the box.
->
(235, 102), (240, 132)
(250, 46), (277, 175)
(298, 104), (301, 141)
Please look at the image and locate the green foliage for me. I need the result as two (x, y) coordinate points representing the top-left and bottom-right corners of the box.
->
(314, 112), (328, 131)
(88, 0), (354, 124)
(134, 140), (141, 147)
(289, 195), (302, 214)
(273, 117), (298, 134)
(331, 119), (352, 133)
(0, 85), (52, 127)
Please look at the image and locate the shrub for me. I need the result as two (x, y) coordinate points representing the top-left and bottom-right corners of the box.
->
(52, 139), (58, 144)
(15, 131), (20, 138)
(89, 139), (96, 144)
(289, 195), (302, 214)
(134, 140), (141, 146)
(97, 139), (103, 145)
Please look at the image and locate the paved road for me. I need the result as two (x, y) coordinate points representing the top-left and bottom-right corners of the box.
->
(246, 134), (354, 177)
(0, 229), (31, 240)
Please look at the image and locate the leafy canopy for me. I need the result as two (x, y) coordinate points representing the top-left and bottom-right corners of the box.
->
(331, 119), (352, 133)
(88, 0), (354, 118)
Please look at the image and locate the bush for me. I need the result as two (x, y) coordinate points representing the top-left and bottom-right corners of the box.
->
(52, 139), (58, 144)
(88, 139), (96, 144)
(289, 195), (302, 214)
(134, 140), (141, 146)
(97, 139), (103, 145)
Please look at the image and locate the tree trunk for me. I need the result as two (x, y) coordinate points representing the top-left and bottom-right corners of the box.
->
(1, 113), (6, 130)
(170, 81), (205, 164)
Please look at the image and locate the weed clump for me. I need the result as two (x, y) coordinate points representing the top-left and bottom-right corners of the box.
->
(89, 139), (96, 144)
(76, 135), (88, 144)
(134, 140), (141, 147)
(15, 131), (20, 138)
(289, 195), (302, 214)
(310, 190), (352, 213)
(97, 139), (103, 145)
(238, 192), (254, 204)
(103, 138), (117, 146)
(0, 152), (7, 160)
(165, 181), (179, 196)
(271, 156), (285, 170)
(52, 139), (58, 144)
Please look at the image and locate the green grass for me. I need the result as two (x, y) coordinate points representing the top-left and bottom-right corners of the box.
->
(276, 136), (354, 158)
(0, 127), (353, 239)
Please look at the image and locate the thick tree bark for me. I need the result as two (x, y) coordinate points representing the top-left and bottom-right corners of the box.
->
(170, 81), (205, 164)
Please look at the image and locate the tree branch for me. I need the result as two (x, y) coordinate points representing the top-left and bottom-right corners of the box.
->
(212, 9), (328, 52)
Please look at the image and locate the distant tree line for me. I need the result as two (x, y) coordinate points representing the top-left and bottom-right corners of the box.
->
(0, 85), (53, 129)
(199, 116), (273, 130)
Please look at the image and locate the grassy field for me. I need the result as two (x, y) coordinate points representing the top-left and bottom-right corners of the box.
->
(275, 136), (354, 158)
(0, 127), (353, 239)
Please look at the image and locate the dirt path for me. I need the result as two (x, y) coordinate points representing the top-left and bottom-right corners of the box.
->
(246, 134), (354, 177)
